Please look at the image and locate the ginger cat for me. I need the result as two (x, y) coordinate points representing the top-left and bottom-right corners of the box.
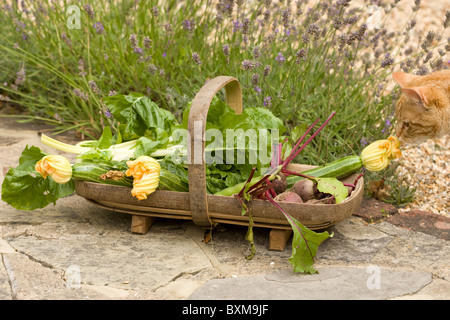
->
(392, 69), (450, 145)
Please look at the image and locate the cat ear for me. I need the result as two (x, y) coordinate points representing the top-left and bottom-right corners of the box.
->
(401, 87), (429, 107)
(392, 71), (419, 88)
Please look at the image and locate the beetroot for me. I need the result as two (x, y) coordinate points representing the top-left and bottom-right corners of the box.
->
(271, 173), (287, 195)
(291, 179), (316, 202)
(274, 191), (303, 203)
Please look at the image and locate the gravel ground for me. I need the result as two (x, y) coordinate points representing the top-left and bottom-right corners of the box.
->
(396, 136), (449, 217)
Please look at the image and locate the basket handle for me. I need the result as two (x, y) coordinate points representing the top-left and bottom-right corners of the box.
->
(187, 76), (242, 227)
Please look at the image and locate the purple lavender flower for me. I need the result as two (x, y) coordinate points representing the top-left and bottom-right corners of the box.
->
(133, 47), (143, 55)
(15, 67), (26, 86)
(251, 73), (260, 85)
(152, 6), (159, 17)
(275, 52), (286, 66)
(444, 11), (450, 28)
(241, 60), (256, 70)
(263, 96), (272, 107)
(88, 80), (100, 94)
(252, 46), (261, 59)
(223, 44), (230, 56)
(78, 59), (87, 77)
(93, 22), (104, 34)
(295, 48), (307, 63)
(162, 52), (167, 58)
(254, 86), (262, 94)
(191, 52), (203, 65)
(143, 36), (152, 49)
(164, 23), (172, 32)
(381, 118), (393, 134)
(242, 18), (250, 34)
(83, 4), (94, 19)
(337, 0), (351, 7)
(263, 65), (271, 77)
(306, 23), (320, 35)
(233, 20), (242, 32)
(104, 108), (113, 118)
(129, 34), (137, 46)
(360, 137), (368, 146)
(421, 31), (435, 52)
(385, 119), (392, 127)
(183, 19), (194, 32)
(281, 8), (291, 29)
(380, 53), (394, 68)
(301, 33), (310, 44)
(73, 88), (88, 100)
(148, 64), (158, 74)
(61, 33), (72, 46)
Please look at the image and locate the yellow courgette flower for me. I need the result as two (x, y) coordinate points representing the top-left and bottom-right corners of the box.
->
(126, 156), (161, 180)
(35, 155), (72, 184)
(126, 156), (161, 200)
(131, 171), (160, 200)
(361, 135), (402, 172)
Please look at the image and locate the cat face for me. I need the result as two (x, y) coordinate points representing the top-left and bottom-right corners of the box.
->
(393, 71), (449, 145)
(395, 93), (440, 145)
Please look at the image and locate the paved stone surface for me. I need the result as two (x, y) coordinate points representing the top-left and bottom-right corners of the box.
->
(353, 197), (399, 223)
(0, 118), (449, 300)
(386, 210), (450, 241)
(188, 267), (432, 300)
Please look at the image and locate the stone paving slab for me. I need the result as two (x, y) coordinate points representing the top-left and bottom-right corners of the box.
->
(188, 267), (433, 300)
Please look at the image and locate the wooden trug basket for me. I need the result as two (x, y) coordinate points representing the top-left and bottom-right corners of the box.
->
(75, 76), (364, 251)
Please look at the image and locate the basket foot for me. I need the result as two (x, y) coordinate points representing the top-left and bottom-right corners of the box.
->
(131, 215), (156, 234)
(269, 229), (292, 251)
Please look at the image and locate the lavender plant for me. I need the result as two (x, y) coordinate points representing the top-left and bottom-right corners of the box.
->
(0, 0), (449, 166)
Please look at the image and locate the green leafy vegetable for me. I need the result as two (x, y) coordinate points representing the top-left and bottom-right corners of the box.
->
(1, 146), (75, 210)
(287, 216), (332, 274)
(267, 197), (332, 274)
(103, 93), (178, 141)
(315, 177), (349, 204)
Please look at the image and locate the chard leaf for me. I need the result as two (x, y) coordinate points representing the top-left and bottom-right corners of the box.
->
(316, 177), (348, 204)
(95, 126), (114, 149)
(77, 149), (112, 161)
(1, 146), (75, 210)
(133, 127), (170, 158)
(104, 93), (178, 141)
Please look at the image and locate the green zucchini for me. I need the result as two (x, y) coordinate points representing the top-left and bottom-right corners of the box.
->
(73, 161), (189, 192)
(286, 155), (363, 188)
(72, 162), (132, 187)
(157, 169), (189, 192)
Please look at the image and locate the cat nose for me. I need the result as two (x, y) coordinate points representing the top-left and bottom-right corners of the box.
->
(395, 126), (404, 141)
